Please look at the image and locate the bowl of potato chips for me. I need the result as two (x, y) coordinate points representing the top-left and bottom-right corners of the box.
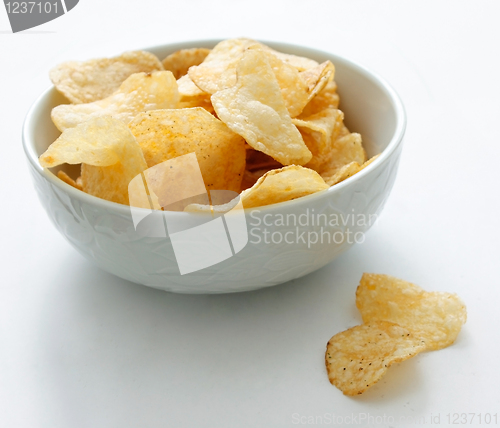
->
(23, 38), (406, 293)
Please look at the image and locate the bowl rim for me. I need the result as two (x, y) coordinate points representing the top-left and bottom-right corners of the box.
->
(23, 38), (406, 216)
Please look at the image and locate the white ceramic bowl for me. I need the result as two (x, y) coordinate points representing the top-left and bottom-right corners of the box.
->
(23, 40), (406, 294)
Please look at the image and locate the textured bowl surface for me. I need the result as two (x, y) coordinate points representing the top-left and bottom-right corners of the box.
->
(23, 40), (406, 294)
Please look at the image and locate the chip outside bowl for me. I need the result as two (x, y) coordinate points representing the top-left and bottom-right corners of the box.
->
(23, 40), (406, 294)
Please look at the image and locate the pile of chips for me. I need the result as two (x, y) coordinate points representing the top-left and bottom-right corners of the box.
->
(40, 38), (378, 210)
(325, 274), (467, 396)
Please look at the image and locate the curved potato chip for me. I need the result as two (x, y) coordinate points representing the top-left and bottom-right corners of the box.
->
(129, 108), (246, 193)
(241, 165), (329, 208)
(301, 80), (340, 117)
(162, 48), (211, 79)
(315, 125), (366, 176)
(212, 49), (312, 166)
(300, 61), (335, 105)
(293, 108), (343, 160)
(188, 38), (319, 94)
(326, 321), (426, 396)
(51, 71), (179, 131)
(324, 153), (382, 187)
(359, 154), (380, 171)
(177, 74), (205, 97)
(177, 75), (214, 113)
(39, 116), (147, 205)
(188, 38), (255, 94)
(258, 49), (310, 117)
(356, 274), (467, 351)
(323, 161), (361, 186)
(186, 165), (328, 212)
(268, 48), (319, 72)
(57, 170), (82, 190)
(49, 51), (164, 104)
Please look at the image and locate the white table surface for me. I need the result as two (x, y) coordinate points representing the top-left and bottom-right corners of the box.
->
(1, 1), (499, 427)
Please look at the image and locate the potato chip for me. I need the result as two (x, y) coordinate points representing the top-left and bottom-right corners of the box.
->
(176, 75), (214, 113)
(188, 38), (319, 95)
(186, 166), (328, 212)
(359, 154), (380, 171)
(177, 74), (205, 97)
(293, 108), (343, 163)
(316, 126), (366, 177)
(300, 61), (335, 105)
(257, 49), (310, 118)
(188, 38), (256, 94)
(49, 51), (164, 104)
(323, 161), (361, 186)
(51, 71), (179, 132)
(211, 49), (312, 166)
(248, 47), (333, 118)
(323, 154), (380, 186)
(356, 274), (467, 351)
(268, 48), (319, 72)
(40, 116), (147, 204)
(177, 93), (215, 113)
(57, 170), (82, 190)
(187, 40), (325, 118)
(162, 48), (211, 79)
(129, 107), (246, 193)
(325, 321), (426, 396)
(301, 80), (340, 117)
(238, 165), (329, 208)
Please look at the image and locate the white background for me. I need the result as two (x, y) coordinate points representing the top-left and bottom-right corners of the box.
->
(1, 1), (499, 427)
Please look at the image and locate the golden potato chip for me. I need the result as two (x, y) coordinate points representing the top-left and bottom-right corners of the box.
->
(257, 49), (310, 118)
(325, 321), (426, 396)
(177, 93), (214, 113)
(129, 108), (246, 193)
(316, 126), (366, 177)
(300, 61), (335, 105)
(323, 161), (361, 186)
(49, 51), (164, 104)
(162, 48), (211, 79)
(186, 166), (329, 212)
(188, 38), (319, 95)
(301, 80), (340, 117)
(177, 74), (205, 97)
(240, 165), (329, 209)
(188, 38), (256, 94)
(211, 49), (312, 166)
(359, 154), (380, 171)
(323, 153), (381, 186)
(293, 108), (343, 162)
(187, 41), (322, 118)
(40, 116), (147, 205)
(51, 71), (179, 131)
(176, 75), (214, 113)
(356, 274), (467, 351)
(248, 47), (332, 118)
(268, 48), (319, 72)
(57, 170), (82, 190)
